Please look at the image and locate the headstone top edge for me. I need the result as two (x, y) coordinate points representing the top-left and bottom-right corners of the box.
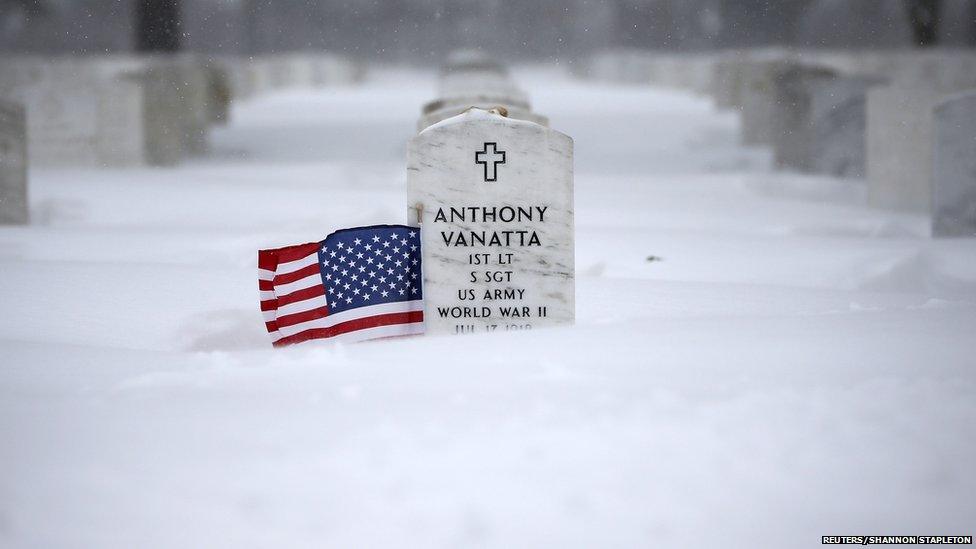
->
(934, 89), (976, 111)
(417, 107), (569, 141)
(866, 85), (951, 106)
(423, 95), (531, 114)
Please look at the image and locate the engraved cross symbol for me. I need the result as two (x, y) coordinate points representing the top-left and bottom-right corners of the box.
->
(475, 142), (505, 182)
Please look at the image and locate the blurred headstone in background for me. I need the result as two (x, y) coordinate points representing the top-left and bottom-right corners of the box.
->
(310, 53), (364, 86)
(171, 57), (211, 156)
(739, 58), (792, 146)
(0, 55), (216, 167)
(866, 86), (942, 213)
(205, 64), (231, 125)
(265, 53), (315, 90)
(932, 92), (976, 237)
(418, 51), (547, 132)
(142, 59), (194, 166)
(0, 60), (101, 167)
(0, 99), (28, 225)
(712, 53), (747, 110)
(810, 75), (888, 178)
(94, 62), (151, 167)
(851, 51), (976, 91)
(770, 63), (838, 172)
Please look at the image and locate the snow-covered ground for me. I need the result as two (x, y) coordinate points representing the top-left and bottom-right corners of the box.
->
(2, 66), (975, 548)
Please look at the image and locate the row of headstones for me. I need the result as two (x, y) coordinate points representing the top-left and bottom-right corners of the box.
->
(573, 49), (716, 95)
(712, 49), (976, 237)
(416, 51), (548, 132)
(407, 52), (575, 335)
(0, 101), (27, 224)
(0, 52), (362, 225)
(0, 55), (217, 169)
(578, 48), (976, 237)
(222, 53), (365, 103)
(0, 52), (362, 168)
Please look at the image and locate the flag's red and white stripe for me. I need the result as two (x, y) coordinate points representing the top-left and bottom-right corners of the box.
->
(259, 242), (424, 346)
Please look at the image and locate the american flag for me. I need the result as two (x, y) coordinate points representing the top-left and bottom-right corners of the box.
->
(259, 225), (424, 346)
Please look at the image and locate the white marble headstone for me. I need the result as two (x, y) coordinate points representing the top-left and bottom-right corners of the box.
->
(739, 60), (790, 145)
(205, 64), (232, 125)
(407, 108), (574, 336)
(0, 100), (28, 225)
(173, 57), (211, 156)
(769, 64), (837, 171)
(866, 86), (943, 212)
(711, 55), (746, 110)
(0, 57), (159, 168)
(810, 75), (886, 178)
(95, 69), (147, 167)
(932, 92), (976, 237)
(0, 62), (101, 167)
(142, 62), (187, 166)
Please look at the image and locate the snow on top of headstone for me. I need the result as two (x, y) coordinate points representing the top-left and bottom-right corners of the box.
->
(419, 106), (536, 134)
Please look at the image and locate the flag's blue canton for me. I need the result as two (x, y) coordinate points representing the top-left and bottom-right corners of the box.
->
(317, 225), (422, 314)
